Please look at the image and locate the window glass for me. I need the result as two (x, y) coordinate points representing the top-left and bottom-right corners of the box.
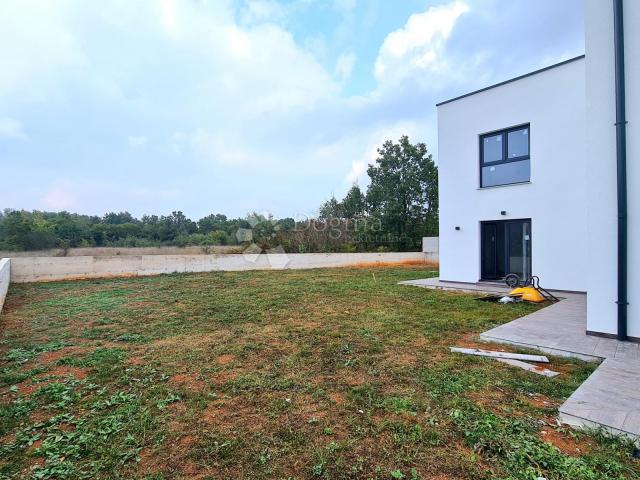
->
(507, 127), (529, 158)
(481, 159), (530, 187)
(482, 134), (503, 163)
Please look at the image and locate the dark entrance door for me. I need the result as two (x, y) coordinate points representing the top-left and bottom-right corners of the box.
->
(481, 219), (531, 281)
(481, 223), (498, 279)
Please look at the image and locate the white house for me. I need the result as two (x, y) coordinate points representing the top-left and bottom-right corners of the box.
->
(437, 0), (638, 341)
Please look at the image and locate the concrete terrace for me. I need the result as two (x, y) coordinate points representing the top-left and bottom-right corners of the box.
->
(400, 277), (640, 439)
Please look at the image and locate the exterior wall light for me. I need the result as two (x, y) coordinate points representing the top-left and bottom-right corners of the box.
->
(455, 226), (461, 231)
(500, 210), (507, 216)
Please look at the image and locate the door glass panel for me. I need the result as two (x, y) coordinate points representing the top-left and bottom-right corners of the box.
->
(482, 223), (497, 279)
(481, 219), (531, 282)
(496, 222), (506, 277)
(508, 221), (531, 279)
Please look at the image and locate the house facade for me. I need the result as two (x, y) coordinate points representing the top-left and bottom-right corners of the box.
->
(437, 0), (638, 340)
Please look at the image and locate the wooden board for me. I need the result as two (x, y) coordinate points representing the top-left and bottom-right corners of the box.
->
(450, 347), (549, 363)
(496, 358), (560, 377)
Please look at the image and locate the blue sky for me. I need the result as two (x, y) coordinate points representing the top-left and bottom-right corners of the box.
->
(0, 0), (583, 220)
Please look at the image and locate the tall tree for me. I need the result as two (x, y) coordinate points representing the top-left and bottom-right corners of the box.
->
(103, 211), (136, 224)
(318, 195), (344, 219)
(341, 184), (366, 219)
(198, 214), (228, 233)
(365, 135), (438, 250)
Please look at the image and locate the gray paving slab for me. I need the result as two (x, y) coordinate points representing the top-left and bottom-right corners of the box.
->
(559, 358), (640, 438)
(398, 277), (512, 294)
(401, 277), (640, 439)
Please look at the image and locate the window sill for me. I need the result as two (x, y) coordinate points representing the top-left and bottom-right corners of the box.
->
(477, 181), (531, 190)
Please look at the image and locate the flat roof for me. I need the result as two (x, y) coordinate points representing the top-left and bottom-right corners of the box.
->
(435, 54), (585, 107)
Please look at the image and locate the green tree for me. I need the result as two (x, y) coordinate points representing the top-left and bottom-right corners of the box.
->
(0, 210), (57, 251)
(49, 212), (91, 248)
(319, 196), (344, 219)
(157, 211), (197, 241)
(365, 135), (438, 250)
(341, 184), (366, 219)
(103, 211), (136, 224)
(198, 214), (228, 233)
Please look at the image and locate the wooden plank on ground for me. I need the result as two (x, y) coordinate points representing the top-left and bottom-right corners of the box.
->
(450, 347), (549, 363)
(496, 358), (560, 377)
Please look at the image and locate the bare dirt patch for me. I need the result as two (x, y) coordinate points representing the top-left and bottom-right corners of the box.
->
(293, 393), (327, 422)
(36, 345), (92, 364)
(216, 354), (235, 365)
(524, 394), (558, 409)
(169, 373), (206, 392)
(9, 364), (88, 397)
(13, 381), (38, 395)
(43, 365), (89, 380)
(129, 356), (143, 365)
(27, 410), (50, 426)
(37, 350), (67, 364)
(467, 388), (511, 410)
(540, 427), (594, 456)
(201, 396), (268, 432)
(385, 351), (417, 366)
(177, 434), (197, 448)
(211, 370), (238, 385)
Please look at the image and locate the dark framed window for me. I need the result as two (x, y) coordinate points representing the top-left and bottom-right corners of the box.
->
(480, 124), (530, 188)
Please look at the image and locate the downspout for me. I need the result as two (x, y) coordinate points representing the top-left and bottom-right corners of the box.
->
(613, 0), (628, 341)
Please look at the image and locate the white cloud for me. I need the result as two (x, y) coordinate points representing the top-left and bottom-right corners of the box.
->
(374, 0), (469, 87)
(40, 186), (75, 211)
(190, 128), (256, 166)
(128, 136), (148, 148)
(240, 0), (288, 24)
(335, 52), (356, 84)
(0, 0), (460, 217)
(0, 1), (82, 101)
(345, 160), (366, 184)
(0, 117), (27, 140)
(159, 0), (178, 33)
(342, 120), (426, 185)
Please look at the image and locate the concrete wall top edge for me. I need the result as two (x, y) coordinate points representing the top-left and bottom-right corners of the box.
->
(8, 252), (435, 283)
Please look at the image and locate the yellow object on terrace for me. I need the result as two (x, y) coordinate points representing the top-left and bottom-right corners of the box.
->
(509, 286), (547, 303)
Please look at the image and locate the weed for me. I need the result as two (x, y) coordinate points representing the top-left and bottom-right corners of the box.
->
(5, 340), (66, 364)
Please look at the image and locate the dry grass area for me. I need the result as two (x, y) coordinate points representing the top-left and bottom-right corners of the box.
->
(0, 266), (638, 480)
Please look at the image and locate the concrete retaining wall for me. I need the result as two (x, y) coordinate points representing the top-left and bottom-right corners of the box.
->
(0, 258), (9, 313)
(422, 237), (439, 261)
(9, 252), (432, 283)
(0, 245), (242, 258)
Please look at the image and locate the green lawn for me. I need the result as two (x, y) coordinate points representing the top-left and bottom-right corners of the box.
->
(0, 266), (638, 479)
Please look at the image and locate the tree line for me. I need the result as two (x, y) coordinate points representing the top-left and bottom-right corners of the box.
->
(0, 210), (281, 251)
(0, 136), (438, 252)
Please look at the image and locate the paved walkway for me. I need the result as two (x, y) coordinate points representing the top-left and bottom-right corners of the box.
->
(401, 277), (640, 439)
(399, 277), (513, 295)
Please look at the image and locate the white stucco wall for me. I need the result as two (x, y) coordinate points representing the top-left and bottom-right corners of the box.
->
(0, 258), (10, 314)
(585, 0), (640, 337)
(437, 57), (587, 292)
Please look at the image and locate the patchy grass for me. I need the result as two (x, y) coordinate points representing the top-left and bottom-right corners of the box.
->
(0, 266), (638, 479)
